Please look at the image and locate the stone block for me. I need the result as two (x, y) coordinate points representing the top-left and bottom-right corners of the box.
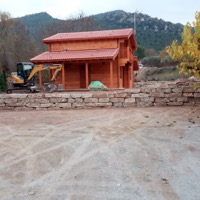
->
(5, 99), (18, 105)
(131, 93), (149, 98)
(194, 97), (200, 102)
(28, 93), (45, 98)
(183, 93), (194, 97)
(113, 102), (124, 107)
(95, 103), (112, 107)
(158, 88), (171, 93)
(75, 98), (83, 103)
(165, 93), (182, 98)
(82, 93), (93, 98)
(169, 97), (177, 102)
(150, 92), (165, 98)
(183, 87), (195, 93)
(15, 100), (26, 107)
(125, 98), (135, 103)
(172, 88), (183, 93)
(10, 94), (28, 99)
(92, 93), (108, 98)
(124, 102), (136, 107)
(194, 93), (200, 97)
(126, 88), (141, 94)
(155, 98), (169, 103)
(0, 94), (11, 99)
(60, 93), (71, 98)
(71, 93), (82, 98)
(40, 103), (54, 108)
(0, 99), (5, 104)
(167, 102), (183, 106)
(140, 97), (155, 102)
(98, 98), (110, 103)
(56, 103), (72, 108)
(49, 97), (63, 103)
(84, 98), (98, 103)
(115, 92), (128, 98)
(68, 98), (75, 103)
(26, 103), (41, 108)
(107, 93), (115, 98)
(34, 98), (49, 104)
(168, 83), (178, 88)
(177, 97), (188, 102)
(45, 93), (67, 98)
(110, 98), (125, 103)
(140, 88), (156, 94)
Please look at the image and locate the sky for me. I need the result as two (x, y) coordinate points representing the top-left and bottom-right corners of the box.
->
(0, 0), (199, 24)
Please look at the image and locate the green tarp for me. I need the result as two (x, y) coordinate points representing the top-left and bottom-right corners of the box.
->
(88, 81), (108, 91)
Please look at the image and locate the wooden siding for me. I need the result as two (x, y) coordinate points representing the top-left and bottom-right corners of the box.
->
(50, 39), (118, 51)
(54, 60), (119, 89)
(89, 61), (118, 88)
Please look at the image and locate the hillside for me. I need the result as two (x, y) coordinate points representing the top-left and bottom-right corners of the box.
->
(93, 10), (183, 51)
(17, 12), (61, 35)
(17, 10), (184, 51)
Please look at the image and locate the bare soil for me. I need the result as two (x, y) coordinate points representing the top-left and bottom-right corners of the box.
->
(0, 107), (200, 200)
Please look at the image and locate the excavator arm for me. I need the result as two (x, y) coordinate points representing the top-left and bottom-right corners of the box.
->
(27, 64), (62, 81)
(27, 64), (62, 92)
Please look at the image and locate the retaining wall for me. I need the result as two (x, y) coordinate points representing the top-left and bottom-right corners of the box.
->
(0, 80), (200, 110)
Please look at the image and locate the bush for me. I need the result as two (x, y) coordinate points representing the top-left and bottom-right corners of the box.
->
(143, 66), (189, 81)
(141, 56), (161, 67)
(0, 71), (7, 92)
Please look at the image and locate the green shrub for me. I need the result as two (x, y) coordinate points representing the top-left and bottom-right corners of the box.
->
(141, 56), (161, 67)
(0, 71), (7, 92)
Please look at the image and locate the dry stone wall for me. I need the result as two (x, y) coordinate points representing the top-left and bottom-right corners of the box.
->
(0, 80), (200, 110)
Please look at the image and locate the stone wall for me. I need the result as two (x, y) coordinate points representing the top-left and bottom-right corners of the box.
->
(0, 80), (200, 110)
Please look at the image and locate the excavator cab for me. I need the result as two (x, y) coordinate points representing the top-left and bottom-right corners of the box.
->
(17, 62), (34, 81)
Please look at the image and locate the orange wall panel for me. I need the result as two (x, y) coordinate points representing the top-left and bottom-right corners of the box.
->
(50, 39), (118, 51)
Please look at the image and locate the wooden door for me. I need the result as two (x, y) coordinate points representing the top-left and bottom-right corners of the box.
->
(80, 64), (86, 88)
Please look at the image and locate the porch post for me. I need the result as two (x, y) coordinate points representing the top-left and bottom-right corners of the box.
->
(85, 62), (89, 88)
(62, 63), (65, 89)
(110, 61), (113, 88)
(129, 64), (133, 88)
(39, 70), (42, 88)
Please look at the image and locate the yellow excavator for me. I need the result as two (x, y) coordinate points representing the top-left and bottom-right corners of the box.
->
(7, 62), (62, 93)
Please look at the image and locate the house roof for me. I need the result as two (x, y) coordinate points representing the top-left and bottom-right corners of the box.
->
(43, 28), (134, 43)
(30, 48), (120, 63)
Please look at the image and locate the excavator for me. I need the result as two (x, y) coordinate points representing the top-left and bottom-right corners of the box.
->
(7, 62), (62, 93)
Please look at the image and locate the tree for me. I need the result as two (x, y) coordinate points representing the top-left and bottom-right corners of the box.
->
(0, 11), (36, 73)
(135, 46), (145, 59)
(166, 12), (200, 78)
(0, 11), (14, 72)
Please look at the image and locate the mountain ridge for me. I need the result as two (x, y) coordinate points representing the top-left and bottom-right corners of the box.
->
(17, 10), (184, 51)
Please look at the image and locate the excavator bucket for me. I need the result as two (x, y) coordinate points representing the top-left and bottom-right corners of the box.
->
(43, 83), (57, 93)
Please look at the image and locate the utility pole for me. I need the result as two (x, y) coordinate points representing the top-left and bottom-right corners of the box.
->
(134, 10), (137, 35)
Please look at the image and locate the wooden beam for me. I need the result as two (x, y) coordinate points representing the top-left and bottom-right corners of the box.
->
(129, 64), (133, 88)
(39, 70), (42, 88)
(110, 61), (113, 88)
(62, 63), (65, 89)
(85, 62), (89, 88)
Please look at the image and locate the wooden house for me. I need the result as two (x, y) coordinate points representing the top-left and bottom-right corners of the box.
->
(30, 28), (139, 89)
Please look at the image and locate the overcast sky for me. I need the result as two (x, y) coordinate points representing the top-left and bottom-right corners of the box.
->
(0, 0), (199, 24)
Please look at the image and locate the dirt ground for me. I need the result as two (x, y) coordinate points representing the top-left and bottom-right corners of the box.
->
(0, 107), (200, 200)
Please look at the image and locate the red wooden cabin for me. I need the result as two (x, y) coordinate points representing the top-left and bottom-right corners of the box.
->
(30, 28), (139, 89)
